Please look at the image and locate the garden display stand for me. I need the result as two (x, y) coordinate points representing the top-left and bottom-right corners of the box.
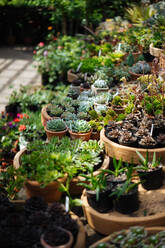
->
(100, 128), (165, 164)
(89, 226), (165, 248)
(81, 185), (165, 235)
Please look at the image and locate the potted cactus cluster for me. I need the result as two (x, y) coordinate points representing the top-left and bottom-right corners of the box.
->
(45, 118), (68, 140)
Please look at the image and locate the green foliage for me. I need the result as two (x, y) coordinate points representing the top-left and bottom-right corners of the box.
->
(103, 157), (125, 178)
(46, 118), (67, 132)
(125, 53), (135, 67)
(136, 151), (162, 170)
(93, 79), (108, 88)
(78, 166), (107, 201)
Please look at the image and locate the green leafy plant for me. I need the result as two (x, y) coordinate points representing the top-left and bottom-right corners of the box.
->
(78, 166), (107, 201)
(136, 150), (162, 171)
(103, 157), (125, 178)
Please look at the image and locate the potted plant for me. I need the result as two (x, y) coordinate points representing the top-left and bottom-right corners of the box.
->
(136, 150), (164, 190)
(91, 79), (109, 95)
(45, 118), (68, 140)
(110, 165), (140, 214)
(78, 166), (113, 213)
(89, 120), (103, 141)
(129, 61), (151, 80)
(40, 226), (73, 248)
(68, 119), (92, 141)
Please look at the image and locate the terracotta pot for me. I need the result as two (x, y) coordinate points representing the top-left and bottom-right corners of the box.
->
(90, 227), (165, 248)
(149, 43), (164, 57)
(44, 126), (68, 141)
(40, 227), (73, 248)
(81, 189), (165, 235)
(100, 128), (165, 164)
(129, 70), (143, 81)
(13, 149), (67, 203)
(90, 131), (100, 141)
(41, 104), (53, 127)
(69, 129), (92, 141)
(67, 69), (78, 83)
(69, 155), (110, 196)
(91, 85), (109, 96)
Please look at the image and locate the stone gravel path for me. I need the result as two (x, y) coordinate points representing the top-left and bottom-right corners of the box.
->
(0, 46), (41, 112)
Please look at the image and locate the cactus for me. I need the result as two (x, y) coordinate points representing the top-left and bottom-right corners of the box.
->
(46, 119), (67, 132)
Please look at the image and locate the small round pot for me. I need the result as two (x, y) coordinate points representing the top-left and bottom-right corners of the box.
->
(44, 127), (68, 141)
(137, 166), (164, 190)
(86, 185), (113, 213)
(68, 129), (92, 141)
(40, 227), (73, 248)
(114, 185), (139, 214)
(129, 70), (143, 81)
(91, 85), (109, 96)
(149, 43), (163, 57)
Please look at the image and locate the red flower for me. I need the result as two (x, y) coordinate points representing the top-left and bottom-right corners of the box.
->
(33, 50), (36, 54)
(53, 37), (57, 41)
(17, 113), (24, 119)
(14, 118), (20, 122)
(38, 42), (44, 47)
(19, 125), (26, 131)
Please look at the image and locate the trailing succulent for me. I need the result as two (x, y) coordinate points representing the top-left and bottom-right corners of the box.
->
(130, 61), (151, 74)
(46, 119), (67, 132)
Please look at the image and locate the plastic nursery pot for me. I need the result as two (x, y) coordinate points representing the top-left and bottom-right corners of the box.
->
(68, 129), (92, 141)
(137, 166), (164, 190)
(86, 185), (113, 213)
(114, 185), (140, 214)
(40, 226), (73, 248)
(44, 126), (68, 141)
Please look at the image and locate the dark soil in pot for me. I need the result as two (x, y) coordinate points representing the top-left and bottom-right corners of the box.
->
(143, 52), (154, 62)
(137, 166), (164, 190)
(86, 184), (114, 213)
(106, 174), (127, 188)
(114, 185), (140, 214)
(42, 226), (70, 246)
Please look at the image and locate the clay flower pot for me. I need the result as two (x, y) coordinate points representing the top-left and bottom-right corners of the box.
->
(40, 226), (73, 248)
(69, 129), (92, 141)
(149, 43), (164, 57)
(41, 104), (53, 127)
(13, 149), (67, 203)
(67, 69), (78, 83)
(44, 126), (68, 141)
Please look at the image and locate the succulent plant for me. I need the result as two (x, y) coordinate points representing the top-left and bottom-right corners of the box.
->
(46, 119), (67, 132)
(138, 135), (157, 148)
(47, 105), (63, 117)
(69, 119), (91, 133)
(130, 61), (151, 74)
(93, 79), (108, 88)
(61, 111), (77, 121)
(118, 131), (137, 145)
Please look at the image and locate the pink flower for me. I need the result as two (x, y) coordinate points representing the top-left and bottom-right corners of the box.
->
(38, 42), (44, 47)
(33, 50), (36, 54)
(43, 50), (48, 56)
(57, 46), (63, 50)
